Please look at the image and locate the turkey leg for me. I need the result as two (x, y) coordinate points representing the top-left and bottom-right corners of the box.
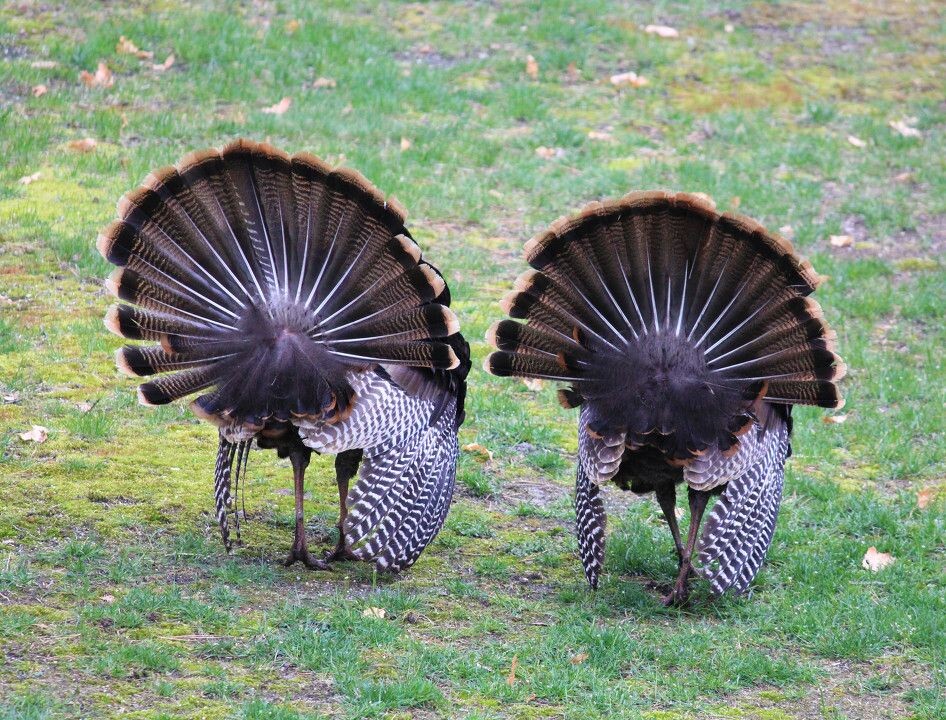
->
(283, 447), (330, 570)
(324, 449), (363, 562)
(662, 488), (710, 606)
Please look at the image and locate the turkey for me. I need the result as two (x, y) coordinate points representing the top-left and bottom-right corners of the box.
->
(99, 139), (470, 572)
(486, 191), (844, 604)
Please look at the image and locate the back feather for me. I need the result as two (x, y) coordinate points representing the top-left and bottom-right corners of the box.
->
(99, 140), (460, 426)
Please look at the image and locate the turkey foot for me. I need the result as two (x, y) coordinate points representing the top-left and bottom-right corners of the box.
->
(283, 543), (332, 570)
(323, 539), (359, 563)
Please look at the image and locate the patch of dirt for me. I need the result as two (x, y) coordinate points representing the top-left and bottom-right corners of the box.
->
(725, 658), (934, 719)
(497, 478), (568, 511)
(826, 212), (946, 264)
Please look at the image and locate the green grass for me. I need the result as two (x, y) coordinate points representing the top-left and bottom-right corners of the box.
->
(1, 0), (945, 718)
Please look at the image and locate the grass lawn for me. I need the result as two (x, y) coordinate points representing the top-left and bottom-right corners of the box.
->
(1, 1), (944, 718)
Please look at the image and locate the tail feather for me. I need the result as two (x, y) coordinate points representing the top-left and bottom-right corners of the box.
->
(100, 140), (461, 426)
(487, 191), (844, 462)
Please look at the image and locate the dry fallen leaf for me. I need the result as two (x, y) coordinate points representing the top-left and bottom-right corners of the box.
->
(610, 70), (648, 88)
(153, 54), (175, 72)
(535, 146), (564, 159)
(916, 488), (934, 510)
(729, 196), (741, 209)
(32, 84), (47, 97)
(830, 234), (853, 248)
(674, 507), (684, 519)
(778, 224), (795, 240)
(525, 54), (539, 79)
(362, 607), (386, 619)
(588, 130), (614, 142)
(284, 19), (301, 34)
(312, 76), (337, 89)
(68, 137), (98, 153)
(262, 97), (292, 115)
(522, 378), (544, 392)
(2, 392), (20, 404)
(644, 24), (679, 38)
(31, 60), (59, 69)
(116, 36), (153, 59)
(893, 171), (914, 183)
(823, 414), (848, 424)
(18, 172), (41, 185)
(462, 443), (494, 462)
(400, 136), (412, 151)
(19, 425), (48, 443)
(847, 135), (866, 148)
(79, 62), (114, 88)
(862, 546), (895, 572)
(565, 62), (581, 82)
(570, 652), (589, 665)
(889, 118), (921, 138)
(101, 594), (116, 604)
(507, 655), (519, 687)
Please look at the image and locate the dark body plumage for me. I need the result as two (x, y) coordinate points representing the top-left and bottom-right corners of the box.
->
(99, 139), (470, 572)
(486, 191), (844, 603)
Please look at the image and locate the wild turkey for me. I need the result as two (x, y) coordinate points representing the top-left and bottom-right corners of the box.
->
(486, 191), (845, 603)
(98, 139), (470, 572)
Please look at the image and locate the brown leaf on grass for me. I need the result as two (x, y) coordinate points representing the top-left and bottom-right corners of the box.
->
(362, 607), (386, 619)
(507, 655), (519, 686)
(535, 146), (564, 159)
(462, 443), (494, 463)
(18, 172), (41, 185)
(32, 84), (47, 97)
(153, 54), (175, 72)
(893, 171), (914, 183)
(830, 234), (854, 248)
(916, 487), (935, 509)
(522, 378), (544, 392)
(525, 54), (539, 79)
(19, 425), (48, 443)
(778, 224), (795, 240)
(101, 594), (115, 604)
(400, 136), (412, 151)
(861, 546), (895, 572)
(889, 118), (921, 138)
(79, 62), (114, 88)
(284, 19), (301, 34)
(262, 97), (292, 115)
(116, 36), (153, 59)
(823, 414), (848, 424)
(565, 62), (581, 82)
(587, 130), (614, 142)
(644, 24), (679, 38)
(610, 70), (648, 88)
(570, 652), (589, 665)
(2, 392), (20, 403)
(31, 60), (58, 69)
(729, 196), (741, 209)
(68, 138), (98, 153)
(847, 135), (867, 148)
(312, 77), (337, 89)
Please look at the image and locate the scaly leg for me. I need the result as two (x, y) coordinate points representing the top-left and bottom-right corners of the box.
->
(654, 481), (684, 566)
(324, 449), (363, 562)
(662, 488), (711, 607)
(283, 447), (330, 570)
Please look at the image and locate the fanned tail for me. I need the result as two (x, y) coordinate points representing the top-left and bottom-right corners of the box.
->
(486, 191), (845, 462)
(99, 140), (460, 427)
